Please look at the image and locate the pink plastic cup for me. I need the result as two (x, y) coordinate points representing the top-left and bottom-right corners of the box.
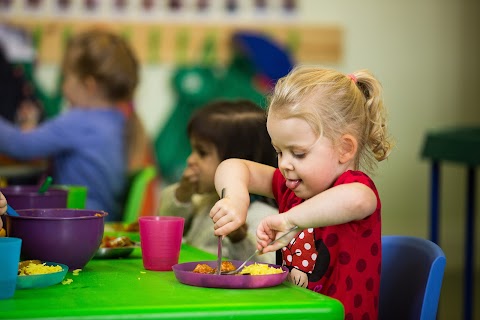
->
(139, 216), (184, 271)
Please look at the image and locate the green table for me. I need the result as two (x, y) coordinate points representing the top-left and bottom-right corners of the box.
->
(1, 244), (344, 320)
(421, 126), (480, 320)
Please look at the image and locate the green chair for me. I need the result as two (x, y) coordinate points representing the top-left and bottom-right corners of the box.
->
(122, 166), (158, 224)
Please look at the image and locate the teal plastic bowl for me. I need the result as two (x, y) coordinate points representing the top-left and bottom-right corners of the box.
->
(17, 262), (69, 289)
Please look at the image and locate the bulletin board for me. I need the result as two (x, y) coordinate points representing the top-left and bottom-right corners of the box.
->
(2, 18), (343, 65)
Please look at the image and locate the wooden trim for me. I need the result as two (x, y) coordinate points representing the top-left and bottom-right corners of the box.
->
(3, 18), (342, 64)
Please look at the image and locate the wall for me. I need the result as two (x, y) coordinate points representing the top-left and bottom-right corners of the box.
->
(298, 0), (480, 272)
(4, 0), (480, 272)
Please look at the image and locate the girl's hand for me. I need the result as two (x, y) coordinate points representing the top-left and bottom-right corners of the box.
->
(16, 100), (41, 131)
(209, 197), (248, 237)
(256, 214), (297, 254)
(0, 191), (7, 231)
(0, 192), (6, 214)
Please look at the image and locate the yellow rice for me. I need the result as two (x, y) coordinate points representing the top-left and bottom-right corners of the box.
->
(18, 262), (63, 276)
(239, 263), (283, 275)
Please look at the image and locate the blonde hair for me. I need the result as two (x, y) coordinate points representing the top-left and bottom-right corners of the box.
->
(267, 66), (393, 174)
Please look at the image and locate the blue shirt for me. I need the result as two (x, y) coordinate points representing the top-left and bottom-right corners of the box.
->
(0, 107), (127, 221)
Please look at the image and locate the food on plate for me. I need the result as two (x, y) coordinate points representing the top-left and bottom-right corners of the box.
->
(18, 260), (42, 270)
(192, 263), (214, 274)
(191, 261), (284, 275)
(100, 235), (135, 248)
(18, 260), (63, 276)
(239, 263), (284, 275)
(219, 261), (236, 273)
(192, 261), (236, 274)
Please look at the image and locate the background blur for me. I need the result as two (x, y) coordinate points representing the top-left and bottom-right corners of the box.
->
(1, 0), (479, 318)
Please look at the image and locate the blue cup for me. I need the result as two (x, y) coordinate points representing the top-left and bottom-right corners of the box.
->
(0, 237), (22, 299)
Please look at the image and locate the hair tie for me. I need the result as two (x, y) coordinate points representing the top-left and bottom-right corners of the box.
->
(348, 74), (357, 83)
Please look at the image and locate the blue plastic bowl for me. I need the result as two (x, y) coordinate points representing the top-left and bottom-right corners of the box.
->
(16, 262), (69, 289)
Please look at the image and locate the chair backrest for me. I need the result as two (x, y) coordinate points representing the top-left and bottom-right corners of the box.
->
(379, 235), (446, 320)
(122, 166), (158, 224)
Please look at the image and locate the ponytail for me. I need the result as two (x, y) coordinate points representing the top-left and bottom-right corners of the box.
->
(351, 70), (393, 171)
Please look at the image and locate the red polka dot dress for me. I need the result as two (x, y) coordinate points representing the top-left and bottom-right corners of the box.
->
(272, 169), (381, 320)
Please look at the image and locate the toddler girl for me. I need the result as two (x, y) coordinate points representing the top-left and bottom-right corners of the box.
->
(210, 66), (393, 319)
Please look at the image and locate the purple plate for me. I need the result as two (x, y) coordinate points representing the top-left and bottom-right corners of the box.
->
(172, 260), (288, 289)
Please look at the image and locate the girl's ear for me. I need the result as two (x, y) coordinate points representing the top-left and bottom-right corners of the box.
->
(338, 134), (358, 164)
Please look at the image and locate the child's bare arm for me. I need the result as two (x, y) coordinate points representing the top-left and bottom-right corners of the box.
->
(209, 159), (275, 237)
(285, 183), (377, 228)
(257, 183), (377, 253)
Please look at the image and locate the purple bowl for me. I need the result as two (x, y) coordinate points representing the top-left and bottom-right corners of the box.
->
(6, 209), (108, 269)
(0, 186), (68, 209)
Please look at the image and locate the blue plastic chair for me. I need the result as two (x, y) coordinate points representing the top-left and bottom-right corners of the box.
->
(379, 235), (446, 320)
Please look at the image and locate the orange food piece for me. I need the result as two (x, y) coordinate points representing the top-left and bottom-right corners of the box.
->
(193, 264), (215, 274)
(220, 261), (236, 273)
(192, 261), (236, 274)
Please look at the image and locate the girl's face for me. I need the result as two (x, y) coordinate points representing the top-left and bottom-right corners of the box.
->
(267, 115), (347, 199)
(186, 136), (221, 194)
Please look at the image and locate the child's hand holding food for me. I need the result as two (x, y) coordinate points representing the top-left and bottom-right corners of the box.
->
(175, 166), (198, 203)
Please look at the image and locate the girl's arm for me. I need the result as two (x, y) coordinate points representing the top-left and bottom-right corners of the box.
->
(209, 159), (275, 237)
(0, 114), (72, 159)
(257, 182), (377, 253)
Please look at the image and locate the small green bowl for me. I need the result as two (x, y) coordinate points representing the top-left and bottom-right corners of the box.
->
(17, 262), (69, 289)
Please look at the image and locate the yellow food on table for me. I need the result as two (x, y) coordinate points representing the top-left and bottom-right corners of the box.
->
(0, 228), (5, 237)
(72, 269), (82, 276)
(18, 261), (63, 276)
(239, 263), (284, 275)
